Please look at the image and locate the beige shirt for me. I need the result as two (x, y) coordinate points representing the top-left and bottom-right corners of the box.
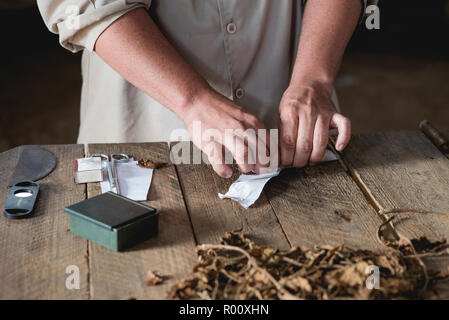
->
(37, 0), (373, 143)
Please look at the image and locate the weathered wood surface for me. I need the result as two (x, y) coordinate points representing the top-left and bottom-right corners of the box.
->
(0, 145), (88, 299)
(1, 130), (449, 299)
(172, 142), (385, 252)
(171, 142), (291, 250)
(343, 131), (449, 298)
(265, 162), (386, 252)
(343, 131), (449, 242)
(85, 143), (197, 299)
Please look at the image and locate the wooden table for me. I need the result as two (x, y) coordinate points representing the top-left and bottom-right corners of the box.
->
(1, 130), (449, 299)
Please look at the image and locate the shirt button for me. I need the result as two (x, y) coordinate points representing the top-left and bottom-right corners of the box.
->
(226, 22), (237, 34)
(235, 87), (245, 99)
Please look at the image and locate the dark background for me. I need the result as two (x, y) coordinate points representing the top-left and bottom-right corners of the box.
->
(1, 1), (448, 152)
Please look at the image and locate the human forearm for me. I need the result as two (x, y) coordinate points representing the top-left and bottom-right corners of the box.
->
(279, 0), (361, 168)
(95, 8), (268, 177)
(94, 8), (212, 119)
(290, 0), (362, 89)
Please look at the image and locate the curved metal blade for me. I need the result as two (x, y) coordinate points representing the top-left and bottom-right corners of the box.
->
(8, 146), (57, 186)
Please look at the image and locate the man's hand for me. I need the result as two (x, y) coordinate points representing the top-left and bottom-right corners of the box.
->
(279, 81), (351, 167)
(182, 90), (270, 178)
(279, 0), (361, 167)
(94, 9), (271, 178)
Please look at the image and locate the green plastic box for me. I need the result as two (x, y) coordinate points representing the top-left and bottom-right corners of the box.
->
(64, 192), (159, 251)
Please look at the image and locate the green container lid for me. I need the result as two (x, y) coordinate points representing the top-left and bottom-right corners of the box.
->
(65, 192), (159, 251)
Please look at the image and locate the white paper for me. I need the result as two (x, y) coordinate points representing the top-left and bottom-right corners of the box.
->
(321, 149), (338, 163)
(100, 160), (153, 201)
(218, 169), (282, 209)
(77, 157), (102, 171)
(218, 149), (338, 209)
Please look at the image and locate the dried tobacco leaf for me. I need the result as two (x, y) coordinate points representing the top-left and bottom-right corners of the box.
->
(411, 237), (447, 254)
(221, 231), (253, 249)
(168, 231), (449, 300)
(145, 270), (164, 286)
(137, 159), (166, 169)
(384, 236), (448, 257)
(326, 261), (370, 287)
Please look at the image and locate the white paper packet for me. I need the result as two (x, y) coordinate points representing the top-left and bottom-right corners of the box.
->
(100, 159), (153, 201)
(218, 149), (338, 209)
(218, 169), (282, 209)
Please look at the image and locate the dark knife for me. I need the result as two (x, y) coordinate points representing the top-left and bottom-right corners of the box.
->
(7, 145), (57, 186)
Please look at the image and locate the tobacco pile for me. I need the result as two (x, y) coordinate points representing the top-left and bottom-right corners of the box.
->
(137, 158), (165, 169)
(169, 232), (449, 300)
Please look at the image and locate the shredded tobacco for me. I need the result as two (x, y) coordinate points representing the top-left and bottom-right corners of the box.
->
(168, 232), (449, 300)
(145, 270), (165, 286)
(137, 159), (166, 169)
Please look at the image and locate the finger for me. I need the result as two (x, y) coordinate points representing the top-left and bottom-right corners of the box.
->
(204, 141), (233, 178)
(309, 115), (330, 164)
(279, 112), (298, 167)
(241, 117), (270, 173)
(257, 128), (281, 174)
(235, 127), (259, 169)
(293, 110), (316, 167)
(254, 128), (272, 173)
(224, 135), (255, 174)
(330, 113), (351, 151)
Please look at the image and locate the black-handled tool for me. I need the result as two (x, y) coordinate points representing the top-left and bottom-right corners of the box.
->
(3, 181), (40, 219)
(3, 146), (57, 219)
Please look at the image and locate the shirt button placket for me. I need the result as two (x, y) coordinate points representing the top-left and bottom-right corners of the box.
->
(226, 22), (244, 100)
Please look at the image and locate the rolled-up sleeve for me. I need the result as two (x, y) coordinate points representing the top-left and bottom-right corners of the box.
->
(37, 0), (152, 53)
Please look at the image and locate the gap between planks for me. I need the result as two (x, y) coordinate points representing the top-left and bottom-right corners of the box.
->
(83, 143), (92, 299)
(167, 142), (290, 247)
(173, 164), (199, 245)
(167, 142), (199, 245)
(262, 189), (293, 248)
(84, 142), (198, 299)
(169, 141), (291, 249)
(172, 142), (383, 249)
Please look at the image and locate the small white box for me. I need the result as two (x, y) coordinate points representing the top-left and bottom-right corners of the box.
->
(74, 157), (103, 184)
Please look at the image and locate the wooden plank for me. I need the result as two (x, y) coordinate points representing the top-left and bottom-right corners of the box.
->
(0, 145), (88, 299)
(86, 143), (197, 299)
(171, 142), (290, 250)
(343, 131), (449, 299)
(343, 131), (449, 243)
(265, 161), (386, 252)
